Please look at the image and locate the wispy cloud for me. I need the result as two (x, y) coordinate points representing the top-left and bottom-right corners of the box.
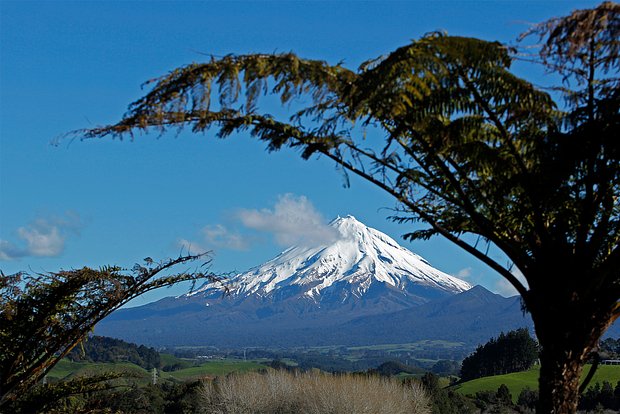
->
(177, 238), (208, 255)
(0, 212), (83, 260)
(178, 194), (339, 253)
(202, 224), (249, 250)
(237, 193), (340, 247)
(454, 267), (472, 280)
(177, 224), (249, 254)
(0, 240), (27, 261)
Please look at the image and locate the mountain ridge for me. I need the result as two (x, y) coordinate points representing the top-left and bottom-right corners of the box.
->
(188, 215), (471, 308)
(97, 216), (542, 347)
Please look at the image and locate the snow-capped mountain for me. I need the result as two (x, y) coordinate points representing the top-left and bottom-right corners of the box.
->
(98, 216), (502, 348)
(188, 215), (471, 305)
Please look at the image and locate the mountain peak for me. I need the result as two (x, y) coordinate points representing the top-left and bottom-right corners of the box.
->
(189, 216), (471, 304)
(101, 216), (486, 347)
(332, 214), (358, 222)
(330, 215), (364, 233)
(189, 215), (471, 303)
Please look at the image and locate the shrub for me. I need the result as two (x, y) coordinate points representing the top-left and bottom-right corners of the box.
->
(496, 384), (513, 406)
(200, 370), (430, 414)
(471, 384), (515, 412)
(416, 372), (476, 414)
(516, 386), (538, 412)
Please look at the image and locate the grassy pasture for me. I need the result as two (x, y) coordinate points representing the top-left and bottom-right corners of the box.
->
(335, 340), (465, 353)
(48, 360), (149, 381)
(48, 358), (267, 383)
(162, 360), (267, 380)
(159, 352), (194, 371)
(454, 364), (620, 402)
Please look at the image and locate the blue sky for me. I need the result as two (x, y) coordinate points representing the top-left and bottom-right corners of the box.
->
(0, 1), (599, 306)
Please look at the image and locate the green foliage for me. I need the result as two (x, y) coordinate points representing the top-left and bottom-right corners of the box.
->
(160, 353), (193, 372)
(417, 373), (476, 414)
(77, 381), (206, 414)
(0, 254), (221, 408)
(266, 359), (295, 372)
(496, 384), (513, 406)
(600, 337), (620, 359)
(3, 373), (128, 414)
(580, 380), (620, 411)
(460, 328), (539, 381)
(163, 360), (266, 380)
(159, 380), (207, 414)
(516, 386), (538, 412)
(49, 357), (268, 383)
(367, 360), (423, 376)
(472, 385), (515, 413)
(8, 378), (209, 414)
(431, 359), (461, 376)
(67, 335), (161, 370)
(519, 1), (619, 122)
(47, 359), (150, 381)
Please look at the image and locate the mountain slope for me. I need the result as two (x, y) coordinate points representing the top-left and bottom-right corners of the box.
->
(97, 216), (500, 347)
(336, 286), (533, 345)
(189, 215), (470, 307)
(98, 285), (535, 347)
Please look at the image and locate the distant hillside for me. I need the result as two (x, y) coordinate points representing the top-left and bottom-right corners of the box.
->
(369, 360), (425, 376)
(67, 335), (160, 370)
(48, 358), (267, 383)
(97, 285), (535, 347)
(337, 286), (534, 346)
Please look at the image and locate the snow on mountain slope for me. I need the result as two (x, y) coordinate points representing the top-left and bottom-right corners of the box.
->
(188, 215), (471, 303)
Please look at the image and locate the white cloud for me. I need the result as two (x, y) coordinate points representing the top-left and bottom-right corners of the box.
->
(177, 238), (208, 255)
(0, 212), (82, 261)
(494, 266), (529, 297)
(0, 240), (27, 260)
(17, 225), (63, 256)
(201, 224), (248, 250)
(177, 225), (248, 254)
(177, 194), (337, 253)
(237, 194), (340, 247)
(454, 267), (472, 280)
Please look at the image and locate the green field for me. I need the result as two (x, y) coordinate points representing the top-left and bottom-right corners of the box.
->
(454, 365), (620, 402)
(159, 353), (194, 370)
(339, 340), (465, 352)
(162, 360), (267, 380)
(48, 360), (149, 381)
(48, 358), (267, 383)
(301, 340), (467, 364)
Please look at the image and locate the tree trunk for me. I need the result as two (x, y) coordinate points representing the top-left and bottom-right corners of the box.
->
(537, 344), (585, 413)
(530, 288), (615, 414)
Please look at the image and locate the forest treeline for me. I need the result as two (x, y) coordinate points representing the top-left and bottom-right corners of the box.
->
(67, 336), (161, 370)
(600, 338), (620, 359)
(460, 328), (539, 381)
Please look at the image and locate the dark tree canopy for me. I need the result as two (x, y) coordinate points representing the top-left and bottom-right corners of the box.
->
(66, 335), (161, 370)
(0, 254), (221, 409)
(460, 328), (539, 381)
(599, 337), (620, 359)
(76, 3), (619, 412)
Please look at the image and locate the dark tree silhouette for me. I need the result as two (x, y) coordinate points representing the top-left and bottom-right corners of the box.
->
(66, 335), (161, 370)
(75, 3), (619, 412)
(0, 253), (221, 408)
(460, 328), (539, 381)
